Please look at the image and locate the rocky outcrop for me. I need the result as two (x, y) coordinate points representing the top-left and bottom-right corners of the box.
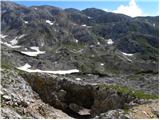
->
(1, 69), (72, 119)
(94, 109), (131, 119)
(91, 87), (133, 116)
(20, 72), (135, 118)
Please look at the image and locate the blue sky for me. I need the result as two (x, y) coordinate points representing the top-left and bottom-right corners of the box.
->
(12, 0), (159, 17)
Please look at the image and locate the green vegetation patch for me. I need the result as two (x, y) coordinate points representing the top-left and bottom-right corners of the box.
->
(63, 41), (85, 51)
(1, 63), (13, 69)
(98, 84), (158, 100)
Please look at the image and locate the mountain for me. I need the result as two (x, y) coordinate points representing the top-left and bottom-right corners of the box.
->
(1, 1), (159, 119)
(1, 1), (159, 74)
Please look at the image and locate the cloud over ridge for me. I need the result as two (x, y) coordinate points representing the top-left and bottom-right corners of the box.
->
(113, 0), (144, 17)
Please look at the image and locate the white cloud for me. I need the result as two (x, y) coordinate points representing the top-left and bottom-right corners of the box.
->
(112, 0), (145, 17)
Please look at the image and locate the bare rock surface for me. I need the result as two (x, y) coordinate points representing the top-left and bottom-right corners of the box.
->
(1, 69), (72, 119)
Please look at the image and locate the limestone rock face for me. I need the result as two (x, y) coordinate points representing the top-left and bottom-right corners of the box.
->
(1, 69), (72, 119)
(91, 88), (132, 115)
(20, 72), (135, 117)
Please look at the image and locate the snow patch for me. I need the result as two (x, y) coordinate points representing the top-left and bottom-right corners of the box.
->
(100, 63), (104, 66)
(0, 41), (21, 48)
(97, 42), (100, 45)
(10, 37), (18, 45)
(10, 34), (26, 45)
(17, 63), (79, 75)
(34, 8), (37, 10)
(81, 24), (92, 28)
(18, 34), (26, 39)
(90, 45), (94, 48)
(75, 39), (78, 43)
(122, 52), (134, 56)
(88, 16), (91, 19)
(17, 63), (31, 70)
(3, 95), (11, 100)
(0, 34), (8, 39)
(75, 78), (81, 81)
(107, 39), (114, 45)
(41, 42), (44, 47)
(30, 46), (40, 51)
(81, 24), (86, 27)
(24, 21), (28, 24)
(21, 46), (45, 56)
(46, 20), (55, 25)
(0, 34), (26, 49)
(37, 69), (79, 74)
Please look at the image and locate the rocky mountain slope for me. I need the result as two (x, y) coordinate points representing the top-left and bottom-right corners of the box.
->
(1, 1), (159, 119)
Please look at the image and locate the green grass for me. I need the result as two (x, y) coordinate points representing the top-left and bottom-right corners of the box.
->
(1, 63), (13, 69)
(98, 84), (158, 100)
(63, 41), (85, 51)
(134, 36), (158, 61)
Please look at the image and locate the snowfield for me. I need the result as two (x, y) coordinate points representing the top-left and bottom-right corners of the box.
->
(0, 41), (21, 48)
(0, 34), (22, 48)
(20, 46), (46, 56)
(17, 63), (80, 75)
(20, 51), (45, 56)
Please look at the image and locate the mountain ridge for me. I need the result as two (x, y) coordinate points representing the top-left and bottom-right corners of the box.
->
(1, 1), (159, 74)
